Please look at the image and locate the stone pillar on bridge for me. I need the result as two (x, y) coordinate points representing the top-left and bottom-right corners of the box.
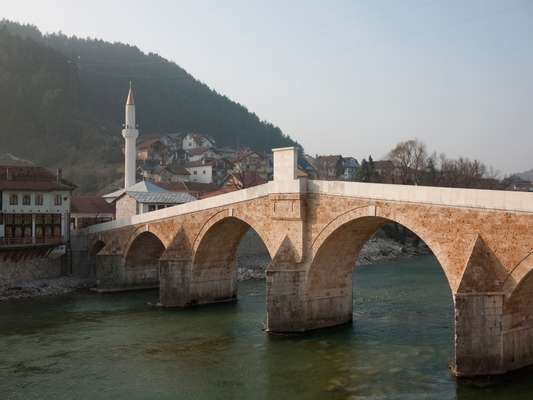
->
(265, 147), (308, 332)
(453, 292), (505, 376)
(94, 254), (127, 289)
(159, 257), (193, 307)
(158, 229), (194, 307)
(451, 236), (508, 376)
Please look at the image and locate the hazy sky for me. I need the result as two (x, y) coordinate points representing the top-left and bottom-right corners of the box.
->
(3, 0), (533, 173)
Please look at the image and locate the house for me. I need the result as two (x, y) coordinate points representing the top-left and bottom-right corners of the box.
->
(185, 160), (214, 184)
(138, 161), (190, 183)
(300, 155), (319, 179)
(182, 133), (216, 150)
(185, 158), (231, 185)
(231, 150), (272, 181)
(373, 160), (400, 183)
(70, 196), (115, 230)
(186, 147), (221, 162)
(136, 138), (168, 162)
(341, 157), (359, 181)
(113, 180), (197, 219)
(315, 155), (344, 180)
(0, 165), (76, 245)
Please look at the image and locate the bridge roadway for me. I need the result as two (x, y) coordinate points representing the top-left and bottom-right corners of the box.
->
(78, 147), (533, 377)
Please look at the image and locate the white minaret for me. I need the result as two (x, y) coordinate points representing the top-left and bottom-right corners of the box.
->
(122, 82), (139, 189)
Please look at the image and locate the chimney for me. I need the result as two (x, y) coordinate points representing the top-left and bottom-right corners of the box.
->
(56, 168), (62, 183)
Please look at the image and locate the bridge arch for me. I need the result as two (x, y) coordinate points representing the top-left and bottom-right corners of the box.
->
(504, 255), (533, 328)
(122, 231), (166, 288)
(190, 215), (272, 304)
(308, 207), (454, 292)
(502, 252), (533, 298)
(125, 231), (166, 269)
(305, 211), (454, 333)
(192, 210), (273, 258)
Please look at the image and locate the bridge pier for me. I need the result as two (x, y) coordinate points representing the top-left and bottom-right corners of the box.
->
(95, 255), (126, 289)
(189, 264), (238, 305)
(453, 293), (505, 376)
(303, 292), (353, 331)
(159, 258), (238, 307)
(266, 269), (307, 332)
(94, 254), (159, 291)
(159, 259), (192, 307)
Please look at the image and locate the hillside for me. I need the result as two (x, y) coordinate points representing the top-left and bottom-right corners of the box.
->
(0, 20), (298, 193)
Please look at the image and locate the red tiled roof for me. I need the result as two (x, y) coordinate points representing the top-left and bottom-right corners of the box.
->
(0, 165), (77, 191)
(71, 196), (115, 214)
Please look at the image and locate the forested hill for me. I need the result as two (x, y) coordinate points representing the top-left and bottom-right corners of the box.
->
(0, 20), (298, 193)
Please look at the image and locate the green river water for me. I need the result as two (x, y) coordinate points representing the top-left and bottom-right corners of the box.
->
(2, 255), (533, 400)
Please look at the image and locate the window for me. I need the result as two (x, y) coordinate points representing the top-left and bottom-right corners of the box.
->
(194, 170), (197, 175)
(22, 195), (31, 206)
(4, 213), (32, 238)
(202, 170), (206, 174)
(35, 194), (43, 206)
(9, 194), (18, 205)
(54, 194), (62, 206)
(148, 205), (156, 212)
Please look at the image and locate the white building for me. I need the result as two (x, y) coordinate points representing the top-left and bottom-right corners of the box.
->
(0, 166), (76, 244)
(185, 160), (214, 184)
(112, 181), (196, 219)
(182, 133), (215, 151)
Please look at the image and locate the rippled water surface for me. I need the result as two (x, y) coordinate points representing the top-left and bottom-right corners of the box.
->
(2, 256), (533, 400)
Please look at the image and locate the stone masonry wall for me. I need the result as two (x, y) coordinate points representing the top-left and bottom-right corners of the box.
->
(0, 255), (62, 287)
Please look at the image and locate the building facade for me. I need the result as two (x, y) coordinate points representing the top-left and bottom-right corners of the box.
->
(0, 166), (75, 245)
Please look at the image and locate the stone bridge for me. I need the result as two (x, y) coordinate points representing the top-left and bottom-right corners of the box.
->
(83, 147), (533, 377)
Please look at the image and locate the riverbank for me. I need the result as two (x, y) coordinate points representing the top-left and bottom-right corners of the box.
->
(0, 276), (94, 302)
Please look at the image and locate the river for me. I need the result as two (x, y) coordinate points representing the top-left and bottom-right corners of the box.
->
(2, 255), (533, 400)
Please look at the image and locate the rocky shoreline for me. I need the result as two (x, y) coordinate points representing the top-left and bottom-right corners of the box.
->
(0, 276), (94, 302)
(0, 237), (430, 301)
(237, 236), (431, 281)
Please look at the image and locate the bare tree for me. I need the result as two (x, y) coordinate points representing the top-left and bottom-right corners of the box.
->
(387, 139), (428, 184)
